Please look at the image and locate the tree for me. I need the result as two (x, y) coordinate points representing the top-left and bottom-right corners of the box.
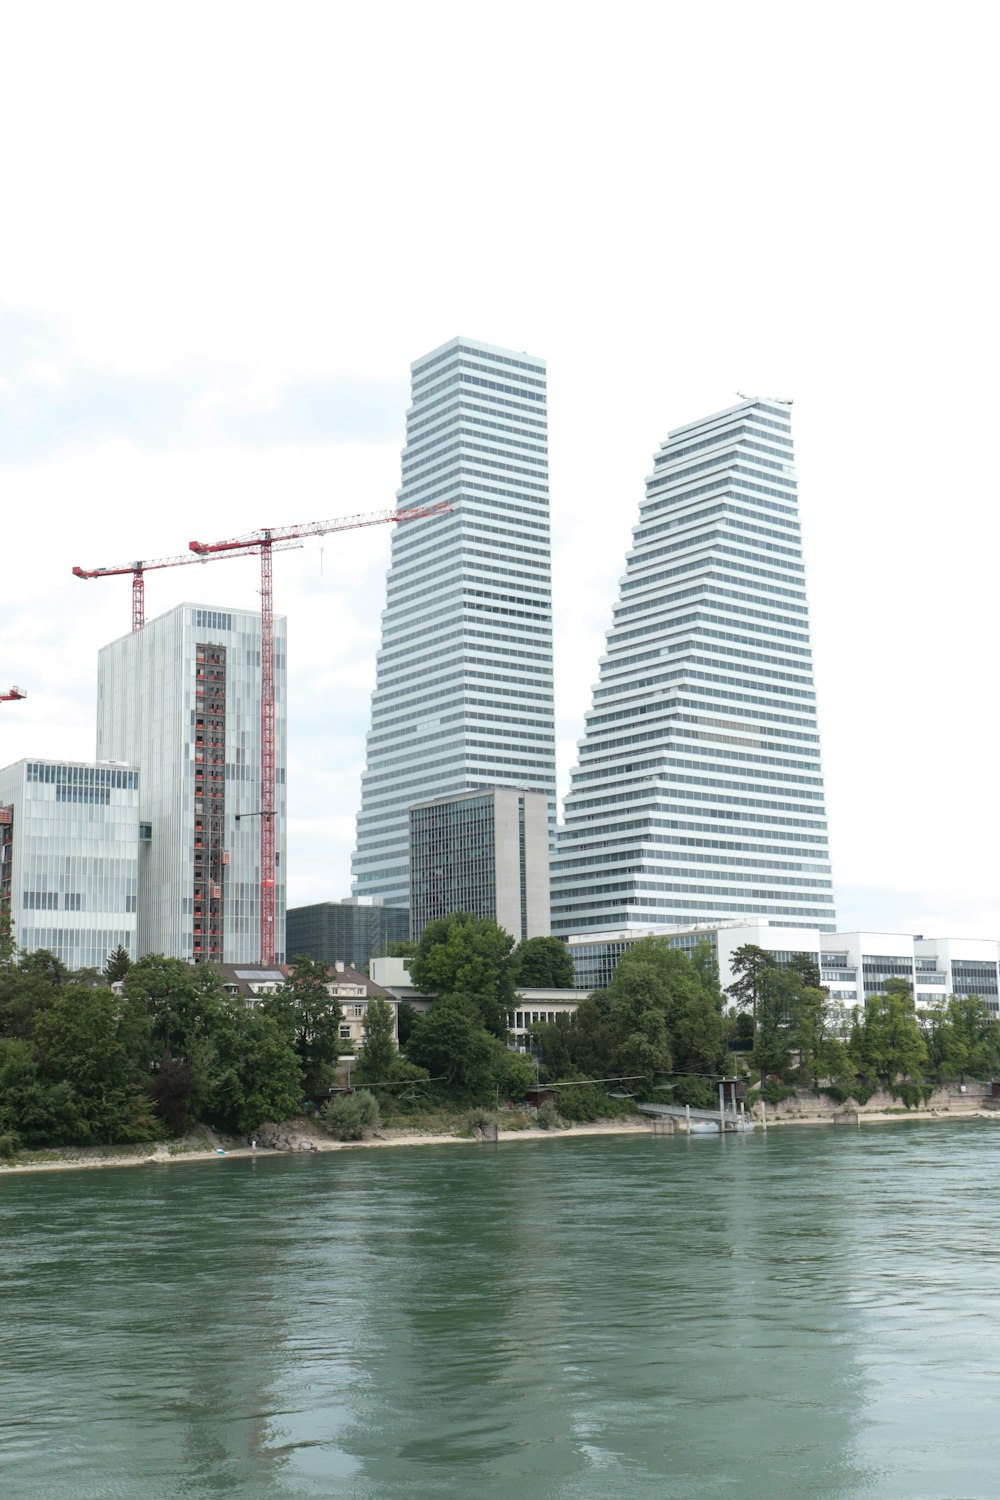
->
(206, 1006), (302, 1135)
(404, 994), (502, 1098)
(0, 1038), (85, 1146)
(277, 956), (344, 1100)
(851, 980), (928, 1085)
(608, 939), (726, 1078)
(104, 945), (133, 983)
(354, 996), (397, 1087)
(511, 936), (575, 989)
(727, 944), (778, 1044)
(923, 994), (1000, 1081)
(409, 913), (515, 1038)
(32, 987), (158, 1143)
(396, 1000), (418, 1048)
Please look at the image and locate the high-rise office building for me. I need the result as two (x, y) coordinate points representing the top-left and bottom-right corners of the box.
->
(408, 787), (550, 941)
(96, 602), (287, 964)
(286, 898), (409, 973)
(0, 757), (139, 970)
(352, 336), (556, 906)
(552, 398), (836, 935)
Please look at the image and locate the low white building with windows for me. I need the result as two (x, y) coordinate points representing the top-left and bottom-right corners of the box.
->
(566, 921), (1000, 1014)
(369, 957), (587, 1049)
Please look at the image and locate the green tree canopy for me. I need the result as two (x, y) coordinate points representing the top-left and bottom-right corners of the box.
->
(404, 994), (504, 1098)
(409, 913), (515, 1038)
(923, 994), (1000, 1081)
(852, 981), (928, 1085)
(353, 995), (397, 1087)
(104, 945), (133, 983)
(510, 936), (575, 989)
(276, 955), (344, 1099)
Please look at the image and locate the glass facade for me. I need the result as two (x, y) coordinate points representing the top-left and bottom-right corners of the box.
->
(352, 337), (556, 907)
(409, 794), (496, 936)
(552, 399), (836, 936)
(408, 787), (551, 942)
(96, 602), (287, 964)
(285, 900), (409, 973)
(0, 758), (139, 969)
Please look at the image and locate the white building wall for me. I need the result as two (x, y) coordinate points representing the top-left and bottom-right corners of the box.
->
(0, 757), (139, 969)
(96, 602), (287, 964)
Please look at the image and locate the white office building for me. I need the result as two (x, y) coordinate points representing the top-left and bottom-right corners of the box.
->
(0, 757), (139, 970)
(96, 602), (287, 964)
(552, 398), (836, 937)
(566, 921), (1000, 1015)
(352, 336), (556, 906)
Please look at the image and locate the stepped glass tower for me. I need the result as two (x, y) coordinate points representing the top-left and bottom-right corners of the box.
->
(551, 398), (836, 936)
(352, 337), (556, 909)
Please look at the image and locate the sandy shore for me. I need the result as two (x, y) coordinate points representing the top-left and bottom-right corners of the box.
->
(4, 1105), (999, 1177)
(0, 1119), (652, 1176)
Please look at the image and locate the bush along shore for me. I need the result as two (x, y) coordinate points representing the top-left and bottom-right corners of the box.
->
(3, 923), (1000, 1171)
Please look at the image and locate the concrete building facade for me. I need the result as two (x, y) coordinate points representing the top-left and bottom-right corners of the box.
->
(552, 398), (835, 937)
(97, 602), (287, 965)
(0, 757), (139, 970)
(352, 336), (556, 907)
(408, 787), (550, 942)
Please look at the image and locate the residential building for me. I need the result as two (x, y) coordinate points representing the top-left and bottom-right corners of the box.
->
(552, 398), (836, 937)
(96, 602), (287, 964)
(286, 898), (409, 972)
(215, 960), (396, 1050)
(0, 757), (139, 970)
(352, 336), (556, 907)
(408, 787), (550, 941)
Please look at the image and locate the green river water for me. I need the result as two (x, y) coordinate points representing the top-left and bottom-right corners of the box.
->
(2, 1121), (998, 1499)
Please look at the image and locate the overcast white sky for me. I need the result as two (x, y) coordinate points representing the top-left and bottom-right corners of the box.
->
(1, 1), (997, 938)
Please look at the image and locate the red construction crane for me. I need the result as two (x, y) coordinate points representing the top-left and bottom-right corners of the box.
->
(190, 501), (451, 964)
(1, 686), (27, 703)
(73, 543), (301, 631)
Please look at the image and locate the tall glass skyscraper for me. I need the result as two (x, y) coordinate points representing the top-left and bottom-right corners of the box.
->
(551, 397), (836, 936)
(352, 337), (556, 906)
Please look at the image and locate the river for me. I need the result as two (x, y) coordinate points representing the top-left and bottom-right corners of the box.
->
(2, 1120), (998, 1499)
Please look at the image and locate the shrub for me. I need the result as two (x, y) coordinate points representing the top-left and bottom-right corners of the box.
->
(533, 1102), (563, 1130)
(891, 1081), (935, 1110)
(323, 1090), (380, 1140)
(668, 1075), (718, 1110)
(462, 1107), (498, 1137)
(0, 1132), (20, 1161)
(556, 1083), (636, 1122)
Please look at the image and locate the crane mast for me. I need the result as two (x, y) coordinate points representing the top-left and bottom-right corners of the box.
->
(189, 502), (450, 965)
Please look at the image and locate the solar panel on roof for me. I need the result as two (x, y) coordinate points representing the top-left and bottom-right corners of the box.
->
(234, 968), (284, 980)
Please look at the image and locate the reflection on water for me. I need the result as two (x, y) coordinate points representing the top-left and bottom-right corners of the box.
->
(2, 1122), (999, 1499)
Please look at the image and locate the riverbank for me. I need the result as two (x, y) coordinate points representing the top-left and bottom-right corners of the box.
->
(3, 1094), (998, 1177)
(0, 1118), (651, 1176)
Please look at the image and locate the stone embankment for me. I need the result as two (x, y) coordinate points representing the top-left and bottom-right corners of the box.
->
(758, 1083), (997, 1126)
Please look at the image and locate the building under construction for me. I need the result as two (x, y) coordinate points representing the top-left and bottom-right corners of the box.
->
(95, 601), (287, 965)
